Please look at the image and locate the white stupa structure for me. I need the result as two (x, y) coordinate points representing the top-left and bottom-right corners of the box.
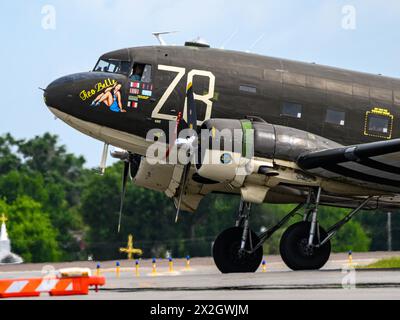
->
(0, 214), (23, 264)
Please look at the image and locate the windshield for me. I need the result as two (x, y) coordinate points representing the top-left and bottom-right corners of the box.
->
(93, 59), (131, 75)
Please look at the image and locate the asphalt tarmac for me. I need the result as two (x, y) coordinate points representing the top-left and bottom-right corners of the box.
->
(1, 252), (400, 300)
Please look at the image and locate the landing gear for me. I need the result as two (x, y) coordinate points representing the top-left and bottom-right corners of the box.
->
(279, 187), (331, 270)
(212, 199), (305, 274)
(213, 227), (263, 273)
(280, 221), (331, 270)
(279, 188), (373, 271)
(212, 188), (373, 274)
(213, 201), (263, 273)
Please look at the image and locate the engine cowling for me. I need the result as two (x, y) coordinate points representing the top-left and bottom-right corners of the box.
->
(111, 150), (176, 193)
(131, 156), (175, 192)
(195, 118), (340, 184)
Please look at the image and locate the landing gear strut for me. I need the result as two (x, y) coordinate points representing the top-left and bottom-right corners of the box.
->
(280, 187), (331, 270)
(212, 188), (373, 273)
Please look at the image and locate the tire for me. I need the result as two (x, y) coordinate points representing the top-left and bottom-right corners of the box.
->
(213, 227), (263, 273)
(280, 221), (331, 271)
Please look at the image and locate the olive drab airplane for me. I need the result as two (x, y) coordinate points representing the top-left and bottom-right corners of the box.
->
(43, 38), (400, 273)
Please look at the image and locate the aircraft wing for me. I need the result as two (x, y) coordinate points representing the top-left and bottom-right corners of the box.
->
(297, 139), (400, 193)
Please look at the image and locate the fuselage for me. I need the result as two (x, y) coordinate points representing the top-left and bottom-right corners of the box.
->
(42, 45), (400, 273)
(45, 45), (400, 153)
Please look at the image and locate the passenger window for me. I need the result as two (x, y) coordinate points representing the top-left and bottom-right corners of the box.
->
(141, 65), (152, 83)
(326, 109), (345, 126)
(368, 115), (389, 133)
(281, 102), (302, 118)
(365, 108), (394, 139)
(130, 63), (152, 82)
(239, 85), (257, 94)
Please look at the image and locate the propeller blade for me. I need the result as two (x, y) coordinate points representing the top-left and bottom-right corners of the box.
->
(186, 82), (197, 132)
(175, 190), (183, 223)
(175, 164), (190, 223)
(118, 161), (130, 233)
(174, 83), (198, 222)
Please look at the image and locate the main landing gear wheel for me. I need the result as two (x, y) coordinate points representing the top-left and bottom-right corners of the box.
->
(280, 221), (331, 271)
(213, 227), (263, 274)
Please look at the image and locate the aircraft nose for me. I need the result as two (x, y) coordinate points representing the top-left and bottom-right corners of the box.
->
(44, 72), (127, 118)
(44, 75), (75, 110)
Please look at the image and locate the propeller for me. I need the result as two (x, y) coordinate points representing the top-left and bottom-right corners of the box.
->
(174, 82), (199, 222)
(118, 160), (130, 233)
(114, 83), (199, 227)
(186, 82), (198, 131)
(112, 151), (141, 233)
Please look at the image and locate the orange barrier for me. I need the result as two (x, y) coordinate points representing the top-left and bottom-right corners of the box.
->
(0, 276), (105, 298)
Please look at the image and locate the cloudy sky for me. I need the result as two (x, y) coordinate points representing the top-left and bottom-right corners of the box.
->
(1, 0), (399, 167)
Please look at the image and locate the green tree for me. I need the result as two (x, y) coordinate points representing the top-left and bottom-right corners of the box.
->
(81, 163), (180, 259)
(17, 133), (88, 207)
(318, 206), (371, 252)
(0, 133), (88, 260)
(356, 210), (400, 251)
(0, 196), (61, 262)
(0, 134), (23, 175)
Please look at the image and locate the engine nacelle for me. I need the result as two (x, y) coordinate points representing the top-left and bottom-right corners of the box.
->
(195, 119), (249, 185)
(195, 118), (339, 184)
(196, 148), (250, 184)
(131, 156), (175, 192)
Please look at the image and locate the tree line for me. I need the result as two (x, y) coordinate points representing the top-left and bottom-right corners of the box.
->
(0, 133), (397, 262)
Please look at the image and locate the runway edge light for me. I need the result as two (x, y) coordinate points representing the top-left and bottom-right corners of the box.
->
(186, 256), (191, 270)
(96, 263), (101, 276)
(116, 261), (121, 278)
(152, 258), (157, 275)
(348, 251), (353, 267)
(262, 260), (267, 272)
(135, 260), (140, 277)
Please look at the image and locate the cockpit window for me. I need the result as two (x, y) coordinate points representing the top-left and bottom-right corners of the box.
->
(94, 59), (131, 75)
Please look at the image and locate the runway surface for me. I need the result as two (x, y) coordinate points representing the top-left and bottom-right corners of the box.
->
(1, 252), (400, 300)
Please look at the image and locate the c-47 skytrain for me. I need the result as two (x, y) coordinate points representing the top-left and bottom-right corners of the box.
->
(44, 40), (400, 273)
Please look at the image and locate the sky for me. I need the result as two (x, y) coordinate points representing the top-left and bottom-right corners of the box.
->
(1, 0), (400, 167)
